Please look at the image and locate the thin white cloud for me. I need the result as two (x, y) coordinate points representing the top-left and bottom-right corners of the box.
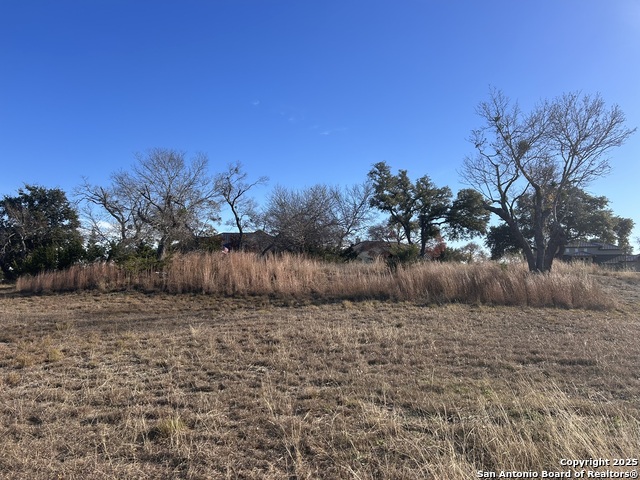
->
(319, 127), (347, 136)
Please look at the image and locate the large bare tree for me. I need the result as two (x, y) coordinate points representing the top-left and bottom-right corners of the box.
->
(78, 148), (219, 260)
(262, 184), (341, 253)
(462, 89), (635, 272)
(261, 182), (373, 253)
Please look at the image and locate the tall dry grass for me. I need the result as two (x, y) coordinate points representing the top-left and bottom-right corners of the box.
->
(16, 252), (614, 308)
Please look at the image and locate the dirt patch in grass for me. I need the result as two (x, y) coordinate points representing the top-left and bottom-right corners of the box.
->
(0, 280), (639, 479)
(595, 270), (640, 308)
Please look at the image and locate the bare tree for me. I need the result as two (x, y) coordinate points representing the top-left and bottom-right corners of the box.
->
(261, 182), (375, 253)
(214, 161), (268, 250)
(76, 179), (146, 258)
(78, 148), (219, 260)
(262, 184), (341, 253)
(462, 89), (635, 272)
(334, 181), (374, 246)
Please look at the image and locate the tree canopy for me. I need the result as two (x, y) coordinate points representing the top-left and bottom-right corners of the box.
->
(214, 161), (268, 250)
(485, 187), (635, 259)
(78, 149), (220, 261)
(4, 90), (637, 283)
(462, 89), (635, 271)
(0, 185), (84, 279)
(368, 162), (488, 257)
(261, 183), (372, 254)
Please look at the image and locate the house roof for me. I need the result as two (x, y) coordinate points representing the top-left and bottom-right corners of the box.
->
(565, 240), (620, 250)
(219, 230), (274, 239)
(350, 240), (393, 252)
(597, 243), (621, 250)
(601, 254), (640, 264)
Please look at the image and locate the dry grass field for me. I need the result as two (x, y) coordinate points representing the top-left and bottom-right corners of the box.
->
(1, 262), (639, 479)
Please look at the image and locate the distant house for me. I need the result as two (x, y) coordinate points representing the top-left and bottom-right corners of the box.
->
(218, 230), (275, 254)
(345, 240), (396, 263)
(561, 241), (640, 271)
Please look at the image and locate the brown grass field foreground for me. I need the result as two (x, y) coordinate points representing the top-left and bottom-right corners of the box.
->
(15, 252), (620, 309)
(1, 264), (639, 479)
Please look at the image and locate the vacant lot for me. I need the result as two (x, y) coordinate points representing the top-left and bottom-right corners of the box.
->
(1, 273), (639, 479)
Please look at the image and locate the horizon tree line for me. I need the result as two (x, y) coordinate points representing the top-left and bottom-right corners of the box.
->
(1, 89), (636, 279)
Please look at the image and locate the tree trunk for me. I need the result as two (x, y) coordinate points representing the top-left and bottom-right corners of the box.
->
(232, 206), (244, 251)
(156, 238), (167, 261)
(532, 190), (547, 272)
(505, 219), (537, 271)
(542, 223), (566, 272)
(488, 204), (537, 271)
(404, 224), (413, 245)
(419, 217), (426, 257)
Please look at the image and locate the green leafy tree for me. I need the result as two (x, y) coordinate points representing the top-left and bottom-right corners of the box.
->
(485, 224), (524, 260)
(414, 177), (451, 258)
(445, 189), (491, 241)
(368, 162), (489, 257)
(0, 185), (84, 279)
(368, 162), (417, 244)
(485, 188), (634, 259)
(612, 217), (634, 253)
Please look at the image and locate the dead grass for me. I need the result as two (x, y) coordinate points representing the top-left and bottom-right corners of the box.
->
(0, 282), (639, 479)
(15, 253), (616, 309)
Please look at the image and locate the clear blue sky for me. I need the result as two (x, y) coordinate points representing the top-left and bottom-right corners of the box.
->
(2, 1), (639, 249)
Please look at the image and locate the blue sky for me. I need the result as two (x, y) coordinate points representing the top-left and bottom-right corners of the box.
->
(2, 1), (639, 249)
